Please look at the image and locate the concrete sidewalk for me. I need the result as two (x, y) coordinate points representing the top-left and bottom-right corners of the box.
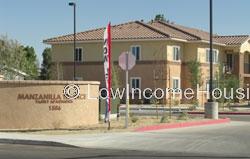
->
(1, 121), (249, 157)
(0, 118), (230, 148)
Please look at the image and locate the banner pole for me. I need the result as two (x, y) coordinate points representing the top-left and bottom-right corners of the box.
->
(108, 22), (111, 130)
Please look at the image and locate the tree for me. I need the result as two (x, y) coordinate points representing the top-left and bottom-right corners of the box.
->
(0, 35), (39, 79)
(112, 63), (121, 113)
(0, 36), (24, 69)
(154, 14), (166, 21)
(187, 60), (202, 88)
(216, 63), (239, 108)
(187, 60), (203, 108)
(22, 46), (39, 79)
(40, 48), (52, 80)
(224, 75), (239, 103)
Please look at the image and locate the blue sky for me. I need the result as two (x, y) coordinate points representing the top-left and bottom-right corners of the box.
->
(0, 0), (250, 64)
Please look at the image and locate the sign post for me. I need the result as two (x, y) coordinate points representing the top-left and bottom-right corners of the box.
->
(119, 51), (136, 128)
(125, 52), (129, 128)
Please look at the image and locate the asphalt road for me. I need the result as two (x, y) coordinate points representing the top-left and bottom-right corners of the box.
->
(0, 115), (250, 159)
(220, 114), (250, 122)
(191, 114), (250, 122)
(0, 144), (249, 159)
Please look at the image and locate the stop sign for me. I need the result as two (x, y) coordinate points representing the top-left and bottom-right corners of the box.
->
(118, 52), (136, 70)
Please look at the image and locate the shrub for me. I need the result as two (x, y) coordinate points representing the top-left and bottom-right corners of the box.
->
(131, 116), (139, 123)
(189, 105), (196, 111)
(130, 113), (134, 118)
(193, 100), (199, 108)
(160, 115), (170, 123)
(190, 100), (199, 110)
(173, 100), (180, 106)
(177, 111), (189, 120)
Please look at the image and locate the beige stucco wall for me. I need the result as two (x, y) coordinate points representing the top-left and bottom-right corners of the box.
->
(51, 40), (185, 87)
(51, 40), (224, 64)
(182, 43), (224, 63)
(240, 39), (250, 53)
(50, 40), (229, 91)
(0, 75), (3, 80)
(0, 80), (100, 130)
(51, 40), (189, 62)
(52, 42), (103, 62)
(50, 39), (250, 106)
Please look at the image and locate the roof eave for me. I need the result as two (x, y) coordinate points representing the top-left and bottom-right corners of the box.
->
(43, 38), (174, 45)
(188, 40), (226, 46)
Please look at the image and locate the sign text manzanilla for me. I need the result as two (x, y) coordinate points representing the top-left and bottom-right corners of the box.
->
(17, 93), (86, 111)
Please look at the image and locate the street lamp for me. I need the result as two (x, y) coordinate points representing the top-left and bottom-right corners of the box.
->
(69, 2), (76, 80)
(209, 0), (213, 101)
(204, 0), (218, 119)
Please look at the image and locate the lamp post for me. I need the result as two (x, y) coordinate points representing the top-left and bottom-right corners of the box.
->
(204, 0), (218, 119)
(69, 2), (76, 80)
(209, 0), (213, 102)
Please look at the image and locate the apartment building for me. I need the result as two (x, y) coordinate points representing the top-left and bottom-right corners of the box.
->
(44, 20), (250, 105)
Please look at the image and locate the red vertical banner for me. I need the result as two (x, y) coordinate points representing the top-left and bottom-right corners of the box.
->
(103, 23), (112, 123)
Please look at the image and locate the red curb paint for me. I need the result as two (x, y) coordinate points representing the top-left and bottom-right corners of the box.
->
(188, 112), (250, 115)
(134, 118), (230, 132)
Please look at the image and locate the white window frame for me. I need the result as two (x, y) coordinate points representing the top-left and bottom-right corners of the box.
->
(130, 45), (141, 61)
(130, 77), (141, 91)
(172, 77), (181, 90)
(206, 48), (219, 63)
(172, 46), (181, 61)
(74, 47), (83, 62)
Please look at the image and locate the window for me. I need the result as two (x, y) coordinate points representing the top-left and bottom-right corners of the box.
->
(131, 45), (141, 60)
(173, 46), (181, 61)
(75, 48), (83, 62)
(206, 49), (218, 63)
(226, 53), (234, 71)
(130, 77), (141, 90)
(172, 77), (180, 90)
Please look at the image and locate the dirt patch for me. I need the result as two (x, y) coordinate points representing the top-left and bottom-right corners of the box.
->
(26, 115), (204, 135)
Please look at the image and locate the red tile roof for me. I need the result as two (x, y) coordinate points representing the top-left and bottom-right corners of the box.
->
(214, 35), (250, 45)
(43, 21), (170, 43)
(44, 20), (249, 46)
(148, 21), (198, 41)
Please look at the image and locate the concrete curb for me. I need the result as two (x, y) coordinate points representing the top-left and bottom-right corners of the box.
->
(134, 118), (230, 132)
(188, 111), (250, 115)
(0, 138), (78, 148)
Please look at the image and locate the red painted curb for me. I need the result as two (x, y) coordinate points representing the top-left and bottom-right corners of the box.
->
(134, 118), (230, 132)
(188, 112), (250, 115)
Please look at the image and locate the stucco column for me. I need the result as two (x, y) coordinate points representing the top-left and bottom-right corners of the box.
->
(239, 53), (244, 87)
